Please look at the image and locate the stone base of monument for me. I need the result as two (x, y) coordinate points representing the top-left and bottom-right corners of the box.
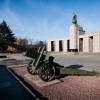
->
(24, 74), (61, 87)
(78, 52), (100, 56)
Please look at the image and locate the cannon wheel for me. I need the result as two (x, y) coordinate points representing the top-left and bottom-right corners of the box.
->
(38, 63), (56, 82)
(27, 60), (36, 75)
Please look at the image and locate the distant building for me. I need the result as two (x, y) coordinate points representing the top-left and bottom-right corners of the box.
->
(47, 14), (100, 53)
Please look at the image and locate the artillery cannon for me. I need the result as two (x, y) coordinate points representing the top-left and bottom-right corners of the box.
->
(0, 38), (100, 82)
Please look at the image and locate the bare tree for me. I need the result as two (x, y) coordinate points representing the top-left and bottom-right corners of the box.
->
(34, 40), (46, 50)
(16, 37), (28, 46)
(27, 37), (34, 45)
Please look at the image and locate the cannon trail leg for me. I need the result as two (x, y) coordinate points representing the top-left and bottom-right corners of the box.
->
(59, 68), (100, 76)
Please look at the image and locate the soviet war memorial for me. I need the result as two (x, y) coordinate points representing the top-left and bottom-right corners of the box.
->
(0, 0), (100, 100)
(47, 13), (100, 53)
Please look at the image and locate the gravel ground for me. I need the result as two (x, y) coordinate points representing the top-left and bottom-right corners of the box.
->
(10, 67), (100, 100)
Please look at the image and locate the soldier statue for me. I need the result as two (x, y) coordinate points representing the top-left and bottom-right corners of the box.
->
(72, 13), (77, 24)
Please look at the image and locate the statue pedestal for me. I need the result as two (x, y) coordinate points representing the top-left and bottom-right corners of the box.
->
(70, 24), (85, 52)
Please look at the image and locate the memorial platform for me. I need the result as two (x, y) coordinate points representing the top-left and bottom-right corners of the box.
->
(24, 74), (61, 87)
(0, 53), (32, 67)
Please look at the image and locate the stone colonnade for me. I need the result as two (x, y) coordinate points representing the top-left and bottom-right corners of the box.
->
(47, 32), (100, 53)
(78, 32), (100, 52)
(47, 38), (70, 52)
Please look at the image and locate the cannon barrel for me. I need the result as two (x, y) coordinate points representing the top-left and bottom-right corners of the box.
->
(0, 38), (53, 76)
(0, 38), (40, 59)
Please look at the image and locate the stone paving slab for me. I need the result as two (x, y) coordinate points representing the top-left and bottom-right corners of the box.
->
(1, 53), (100, 73)
(24, 74), (61, 87)
(0, 59), (31, 66)
(51, 53), (100, 73)
(7, 53), (32, 60)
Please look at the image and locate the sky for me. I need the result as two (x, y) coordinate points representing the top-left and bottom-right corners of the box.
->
(0, 0), (100, 41)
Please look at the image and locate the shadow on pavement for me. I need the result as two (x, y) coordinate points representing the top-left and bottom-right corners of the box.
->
(55, 64), (84, 81)
(66, 64), (83, 69)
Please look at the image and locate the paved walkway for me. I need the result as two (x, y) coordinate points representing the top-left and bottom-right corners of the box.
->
(1, 53), (100, 72)
(0, 53), (32, 61)
(7, 53), (32, 60)
(51, 53), (100, 72)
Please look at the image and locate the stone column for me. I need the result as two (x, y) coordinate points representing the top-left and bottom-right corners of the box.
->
(70, 24), (78, 52)
(55, 40), (59, 52)
(47, 41), (51, 51)
(70, 24), (85, 52)
(63, 39), (67, 52)
(93, 35), (99, 52)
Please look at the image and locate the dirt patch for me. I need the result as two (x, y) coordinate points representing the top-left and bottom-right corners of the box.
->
(10, 67), (100, 100)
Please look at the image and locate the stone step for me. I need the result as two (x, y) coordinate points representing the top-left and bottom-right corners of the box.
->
(7, 64), (28, 68)
(0, 55), (7, 58)
(0, 59), (31, 66)
(24, 74), (61, 87)
(78, 52), (100, 56)
(58, 52), (100, 56)
(62, 52), (79, 55)
(52, 52), (79, 55)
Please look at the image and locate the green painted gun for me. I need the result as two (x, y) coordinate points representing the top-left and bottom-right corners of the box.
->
(0, 38), (100, 82)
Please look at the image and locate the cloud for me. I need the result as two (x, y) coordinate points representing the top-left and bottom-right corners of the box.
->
(0, 0), (68, 40)
(0, 0), (36, 38)
(6, 9), (24, 29)
(0, 0), (100, 42)
(0, 0), (25, 32)
(78, 13), (100, 34)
